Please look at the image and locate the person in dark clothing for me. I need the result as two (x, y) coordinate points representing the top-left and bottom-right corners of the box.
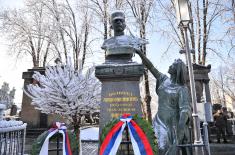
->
(213, 109), (228, 143)
(223, 107), (234, 135)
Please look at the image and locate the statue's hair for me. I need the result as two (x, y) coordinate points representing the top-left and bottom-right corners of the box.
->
(174, 59), (187, 85)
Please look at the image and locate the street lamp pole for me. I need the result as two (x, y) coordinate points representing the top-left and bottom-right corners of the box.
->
(174, 0), (203, 152)
(183, 25), (202, 144)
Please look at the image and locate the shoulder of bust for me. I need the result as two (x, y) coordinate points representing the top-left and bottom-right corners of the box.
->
(101, 37), (115, 48)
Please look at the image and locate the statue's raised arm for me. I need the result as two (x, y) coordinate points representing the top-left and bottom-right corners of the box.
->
(135, 49), (161, 80)
(134, 49), (169, 90)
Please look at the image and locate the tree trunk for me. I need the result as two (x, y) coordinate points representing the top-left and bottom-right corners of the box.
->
(52, 0), (68, 61)
(189, 4), (196, 63)
(143, 70), (152, 122)
(233, 0), (235, 23)
(82, 14), (89, 69)
(103, 0), (108, 57)
(103, 0), (108, 40)
(202, 0), (208, 65)
(140, 6), (152, 122)
(72, 115), (80, 154)
(29, 36), (39, 67)
(196, 0), (202, 64)
(43, 42), (51, 67)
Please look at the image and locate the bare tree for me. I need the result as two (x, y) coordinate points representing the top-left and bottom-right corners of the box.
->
(88, 0), (110, 41)
(211, 64), (235, 107)
(210, 80), (223, 104)
(231, 0), (235, 23)
(222, 0), (235, 56)
(0, 1), (54, 67)
(155, 0), (227, 65)
(0, 0), (94, 69)
(126, 0), (154, 122)
(38, 0), (93, 69)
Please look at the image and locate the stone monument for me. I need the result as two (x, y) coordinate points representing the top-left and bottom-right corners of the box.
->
(21, 67), (47, 128)
(187, 64), (213, 122)
(10, 104), (18, 116)
(21, 67), (64, 128)
(95, 10), (146, 130)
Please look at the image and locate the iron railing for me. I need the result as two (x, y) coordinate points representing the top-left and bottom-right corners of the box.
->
(0, 123), (27, 155)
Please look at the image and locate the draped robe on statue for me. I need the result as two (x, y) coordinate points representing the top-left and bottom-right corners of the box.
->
(153, 73), (191, 155)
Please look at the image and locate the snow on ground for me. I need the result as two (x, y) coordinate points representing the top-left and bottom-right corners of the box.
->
(80, 127), (99, 140)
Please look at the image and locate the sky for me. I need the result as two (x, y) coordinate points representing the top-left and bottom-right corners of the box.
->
(0, 0), (27, 107)
(0, 0), (230, 108)
(0, 40), (32, 106)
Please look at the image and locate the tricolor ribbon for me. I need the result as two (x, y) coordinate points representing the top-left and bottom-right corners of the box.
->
(39, 122), (72, 155)
(100, 114), (154, 155)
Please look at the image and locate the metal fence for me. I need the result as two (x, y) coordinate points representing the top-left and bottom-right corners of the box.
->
(0, 123), (27, 155)
(45, 136), (99, 155)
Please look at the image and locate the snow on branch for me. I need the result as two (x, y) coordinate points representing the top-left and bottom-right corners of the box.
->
(24, 60), (101, 118)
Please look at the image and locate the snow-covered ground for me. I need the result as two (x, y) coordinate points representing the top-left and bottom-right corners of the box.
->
(80, 127), (99, 140)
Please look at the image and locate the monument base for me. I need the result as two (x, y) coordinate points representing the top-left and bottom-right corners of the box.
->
(96, 62), (144, 130)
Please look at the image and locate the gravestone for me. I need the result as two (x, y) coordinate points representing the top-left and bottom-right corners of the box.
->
(10, 104), (17, 116)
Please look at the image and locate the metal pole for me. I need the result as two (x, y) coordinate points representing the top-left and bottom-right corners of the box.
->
(203, 117), (210, 155)
(22, 127), (27, 155)
(126, 125), (130, 155)
(203, 83), (211, 155)
(183, 26), (203, 153)
(57, 133), (60, 155)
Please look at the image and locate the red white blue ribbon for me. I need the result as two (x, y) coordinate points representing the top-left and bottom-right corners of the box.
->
(39, 122), (72, 155)
(99, 114), (154, 155)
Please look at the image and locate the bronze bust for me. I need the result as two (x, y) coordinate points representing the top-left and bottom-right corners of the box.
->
(102, 11), (147, 60)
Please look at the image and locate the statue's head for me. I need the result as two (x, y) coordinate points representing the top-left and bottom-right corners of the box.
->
(110, 10), (126, 36)
(168, 59), (187, 85)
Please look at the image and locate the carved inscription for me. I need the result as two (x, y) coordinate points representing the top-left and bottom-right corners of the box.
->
(103, 91), (139, 118)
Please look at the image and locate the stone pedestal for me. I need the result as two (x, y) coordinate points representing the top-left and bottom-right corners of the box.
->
(95, 63), (144, 129)
(186, 64), (213, 122)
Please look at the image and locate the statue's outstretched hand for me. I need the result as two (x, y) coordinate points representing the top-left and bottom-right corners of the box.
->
(134, 48), (140, 54)
(135, 48), (143, 55)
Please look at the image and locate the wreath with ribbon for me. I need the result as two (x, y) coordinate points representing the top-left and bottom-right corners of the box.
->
(99, 114), (158, 155)
(31, 122), (79, 155)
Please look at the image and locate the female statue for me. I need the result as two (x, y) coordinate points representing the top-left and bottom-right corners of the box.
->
(135, 50), (192, 155)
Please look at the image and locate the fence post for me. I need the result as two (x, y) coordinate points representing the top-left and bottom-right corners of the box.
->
(22, 126), (27, 154)
(57, 133), (60, 155)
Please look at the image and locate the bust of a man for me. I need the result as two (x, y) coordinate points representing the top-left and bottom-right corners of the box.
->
(102, 10), (147, 60)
